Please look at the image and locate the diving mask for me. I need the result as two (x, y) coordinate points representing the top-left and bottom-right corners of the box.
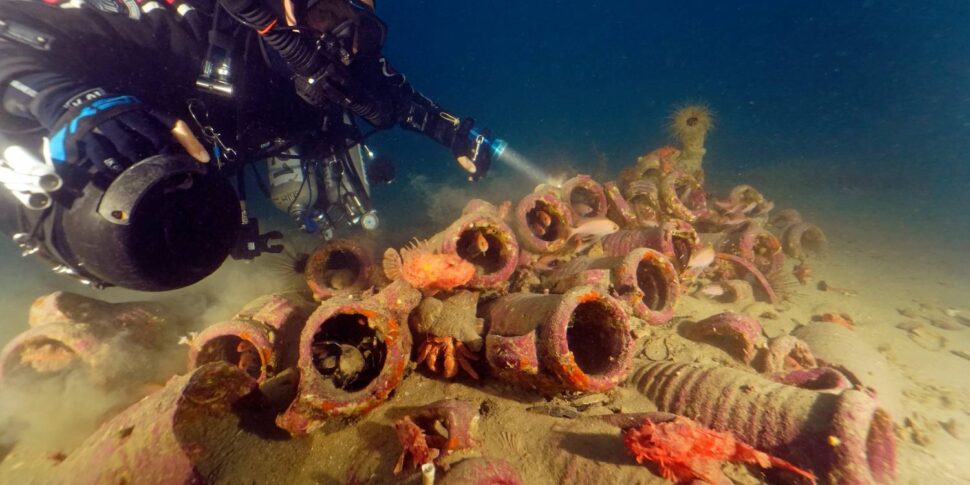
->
(310, 0), (387, 62)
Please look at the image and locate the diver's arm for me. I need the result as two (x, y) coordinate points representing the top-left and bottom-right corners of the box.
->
(0, 0), (210, 122)
(1, 66), (97, 130)
(0, 3), (210, 168)
(0, 43), (56, 132)
(0, 10), (88, 133)
(360, 56), (453, 143)
(368, 56), (492, 178)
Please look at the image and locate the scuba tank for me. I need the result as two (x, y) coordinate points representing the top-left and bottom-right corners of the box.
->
(266, 147), (335, 238)
(265, 146), (379, 238)
(267, 148), (318, 220)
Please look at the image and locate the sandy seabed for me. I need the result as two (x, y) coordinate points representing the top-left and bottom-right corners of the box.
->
(0, 168), (968, 485)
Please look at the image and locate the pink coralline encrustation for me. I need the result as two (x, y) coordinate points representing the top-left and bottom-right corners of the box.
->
(54, 363), (258, 485)
(1, 292), (180, 389)
(754, 335), (817, 374)
(560, 174), (608, 220)
(513, 190), (574, 254)
(544, 248), (681, 325)
(394, 398), (481, 473)
(630, 362), (897, 484)
(602, 181), (638, 228)
(188, 293), (313, 382)
(436, 204), (520, 290)
(658, 170), (708, 223)
(601, 220), (701, 276)
(485, 286), (634, 394)
(618, 146), (678, 189)
(792, 322), (904, 419)
(277, 280), (421, 435)
(460, 199), (512, 220)
(622, 178), (662, 226)
(713, 252), (779, 304)
(716, 222), (785, 277)
(682, 312), (766, 364)
(771, 366), (855, 393)
(714, 184), (774, 219)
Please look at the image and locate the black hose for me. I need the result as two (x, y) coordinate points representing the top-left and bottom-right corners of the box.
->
(217, 0), (323, 76)
(347, 96), (393, 127)
(217, 0), (393, 125)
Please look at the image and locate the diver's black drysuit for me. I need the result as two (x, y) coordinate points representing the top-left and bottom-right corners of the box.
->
(0, 0), (494, 292)
(0, 0), (465, 167)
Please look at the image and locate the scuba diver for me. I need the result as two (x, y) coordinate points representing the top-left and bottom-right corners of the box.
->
(0, 0), (502, 291)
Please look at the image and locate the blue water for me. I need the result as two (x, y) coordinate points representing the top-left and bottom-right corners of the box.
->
(2, 2), (970, 481)
(370, 0), (970, 250)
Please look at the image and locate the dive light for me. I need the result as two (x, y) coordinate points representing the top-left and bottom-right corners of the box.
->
(469, 127), (508, 161)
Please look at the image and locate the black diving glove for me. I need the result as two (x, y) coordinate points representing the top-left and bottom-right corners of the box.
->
(41, 88), (210, 176)
(400, 102), (494, 181)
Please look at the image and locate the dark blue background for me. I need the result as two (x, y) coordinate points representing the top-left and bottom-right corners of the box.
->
(361, 0), (969, 243)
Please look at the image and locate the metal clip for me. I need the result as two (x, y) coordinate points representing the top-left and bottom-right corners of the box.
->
(195, 47), (234, 98)
(472, 133), (486, 162)
(12, 232), (39, 256)
(51, 264), (77, 276)
(187, 99), (238, 168)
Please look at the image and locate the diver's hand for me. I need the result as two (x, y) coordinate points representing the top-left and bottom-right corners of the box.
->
(451, 118), (492, 181)
(171, 120), (210, 164)
(46, 89), (209, 176)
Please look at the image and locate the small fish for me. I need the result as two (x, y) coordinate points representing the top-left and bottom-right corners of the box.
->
(564, 219), (619, 255)
(528, 209), (554, 236)
(535, 254), (564, 271)
(465, 231), (489, 257)
(687, 245), (716, 270)
(236, 341), (262, 376)
(570, 234), (600, 254)
(528, 221), (546, 236)
(570, 217), (620, 239)
(573, 202), (595, 217)
(535, 210), (553, 229)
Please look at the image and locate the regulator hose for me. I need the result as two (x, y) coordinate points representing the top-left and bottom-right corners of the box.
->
(216, 0), (393, 126)
(217, 0), (324, 76)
